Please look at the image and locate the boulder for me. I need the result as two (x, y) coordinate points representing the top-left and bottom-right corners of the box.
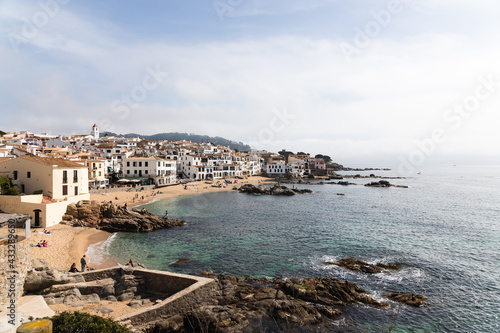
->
(384, 293), (427, 307)
(324, 258), (400, 274)
(64, 201), (185, 232)
(365, 180), (408, 188)
(238, 184), (311, 196)
(24, 266), (72, 292)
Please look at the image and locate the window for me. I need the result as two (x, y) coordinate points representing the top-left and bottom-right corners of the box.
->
(13, 171), (18, 180)
(74, 187), (78, 195)
(63, 171), (67, 183)
(145, 170), (148, 174)
(133, 162), (136, 167)
(62, 185), (68, 195)
(99, 171), (101, 176)
(127, 161), (130, 167)
(139, 162), (142, 167)
(73, 170), (78, 182)
(134, 170), (137, 174)
(27, 171), (31, 178)
(145, 161), (148, 167)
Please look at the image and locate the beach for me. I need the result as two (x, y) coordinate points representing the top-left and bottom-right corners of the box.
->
(29, 176), (273, 271)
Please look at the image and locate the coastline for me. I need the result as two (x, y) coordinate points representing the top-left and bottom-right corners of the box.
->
(32, 176), (274, 271)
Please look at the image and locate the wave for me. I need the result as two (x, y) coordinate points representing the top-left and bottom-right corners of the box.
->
(86, 232), (118, 267)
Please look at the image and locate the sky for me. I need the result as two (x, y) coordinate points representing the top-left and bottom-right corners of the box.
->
(1, 0), (499, 167)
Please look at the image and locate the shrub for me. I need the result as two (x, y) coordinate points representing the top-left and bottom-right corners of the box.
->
(0, 176), (19, 195)
(33, 189), (44, 195)
(49, 311), (130, 333)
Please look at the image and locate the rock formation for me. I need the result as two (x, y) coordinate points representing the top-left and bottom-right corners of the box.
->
(25, 259), (425, 332)
(324, 258), (400, 274)
(62, 200), (184, 232)
(364, 180), (408, 188)
(238, 184), (312, 196)
(149, 272), (389, 332)
(383, 292), (427, 307)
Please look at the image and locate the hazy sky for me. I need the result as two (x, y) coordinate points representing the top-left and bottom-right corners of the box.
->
(1, 0), (499, 166)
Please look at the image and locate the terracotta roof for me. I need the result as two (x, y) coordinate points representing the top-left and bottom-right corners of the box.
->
(18, 156), (87, 168)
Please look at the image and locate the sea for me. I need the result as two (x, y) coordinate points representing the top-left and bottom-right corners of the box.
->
(89, 165), (500, 332)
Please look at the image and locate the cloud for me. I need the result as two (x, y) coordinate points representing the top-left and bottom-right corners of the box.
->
(1, 0), (499, 165)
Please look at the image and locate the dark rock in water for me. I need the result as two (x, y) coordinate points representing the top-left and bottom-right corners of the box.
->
(146, 254), (156, 259)
(325, 258), (399, 274)
(384, 292), (427, 307)
(238, 184), (312, 196)
(327, 181), (356, 186)
(376, 263), (400, 270)
(365, 180), (408, 188)
(64, 201), (184, 232)
(180, 272), (389, 332)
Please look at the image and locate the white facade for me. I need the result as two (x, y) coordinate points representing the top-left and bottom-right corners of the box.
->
(266, 162), (286, 175)
(123, 157), (176, 185)
(91, 124), (99, 140)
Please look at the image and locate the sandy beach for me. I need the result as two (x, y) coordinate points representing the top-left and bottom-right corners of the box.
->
(27, 176), (273, 271)
(8, 176), (272, 317)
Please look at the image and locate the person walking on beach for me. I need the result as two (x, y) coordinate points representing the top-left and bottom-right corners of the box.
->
(80, 255), (87, 272)
(164, 210), (168, 219)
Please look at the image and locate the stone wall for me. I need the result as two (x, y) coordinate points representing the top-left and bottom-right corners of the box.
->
(117, 269), (216, 326)
(79, 267), (216, 326)
(0, 230), (32, 316)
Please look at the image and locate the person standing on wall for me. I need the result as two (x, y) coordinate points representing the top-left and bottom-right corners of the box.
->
(81, 254), (87, 272)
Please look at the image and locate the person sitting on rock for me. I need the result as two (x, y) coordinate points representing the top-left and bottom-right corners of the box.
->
(69, 263), (79, 273)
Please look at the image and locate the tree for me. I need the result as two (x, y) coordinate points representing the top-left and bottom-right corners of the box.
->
(278, 149), (294, 162)
(0, 176), (19, 195)
(315, 154), (332, 163)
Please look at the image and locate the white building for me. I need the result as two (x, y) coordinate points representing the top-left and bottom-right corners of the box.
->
(123, 157), (176, 185)
(91, 124), (99, 140)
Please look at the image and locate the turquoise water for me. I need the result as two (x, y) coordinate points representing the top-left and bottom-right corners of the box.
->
(104, 166), (500, 332)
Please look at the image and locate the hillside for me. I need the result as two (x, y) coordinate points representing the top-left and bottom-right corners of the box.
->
(101, 132), (251, 151)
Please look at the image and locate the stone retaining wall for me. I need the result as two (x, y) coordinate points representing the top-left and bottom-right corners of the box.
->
(0, 231), (32, 314)
(117, 268), (216, 326)
(78, 267), (216, 326)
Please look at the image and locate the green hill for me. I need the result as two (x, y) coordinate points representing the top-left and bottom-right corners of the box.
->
(102, 132), (251, 152)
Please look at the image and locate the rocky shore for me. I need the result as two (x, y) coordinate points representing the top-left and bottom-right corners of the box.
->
(62, 200), (184, 232)
(238, 184), (313, 196)
(24, 257), (427, 332)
